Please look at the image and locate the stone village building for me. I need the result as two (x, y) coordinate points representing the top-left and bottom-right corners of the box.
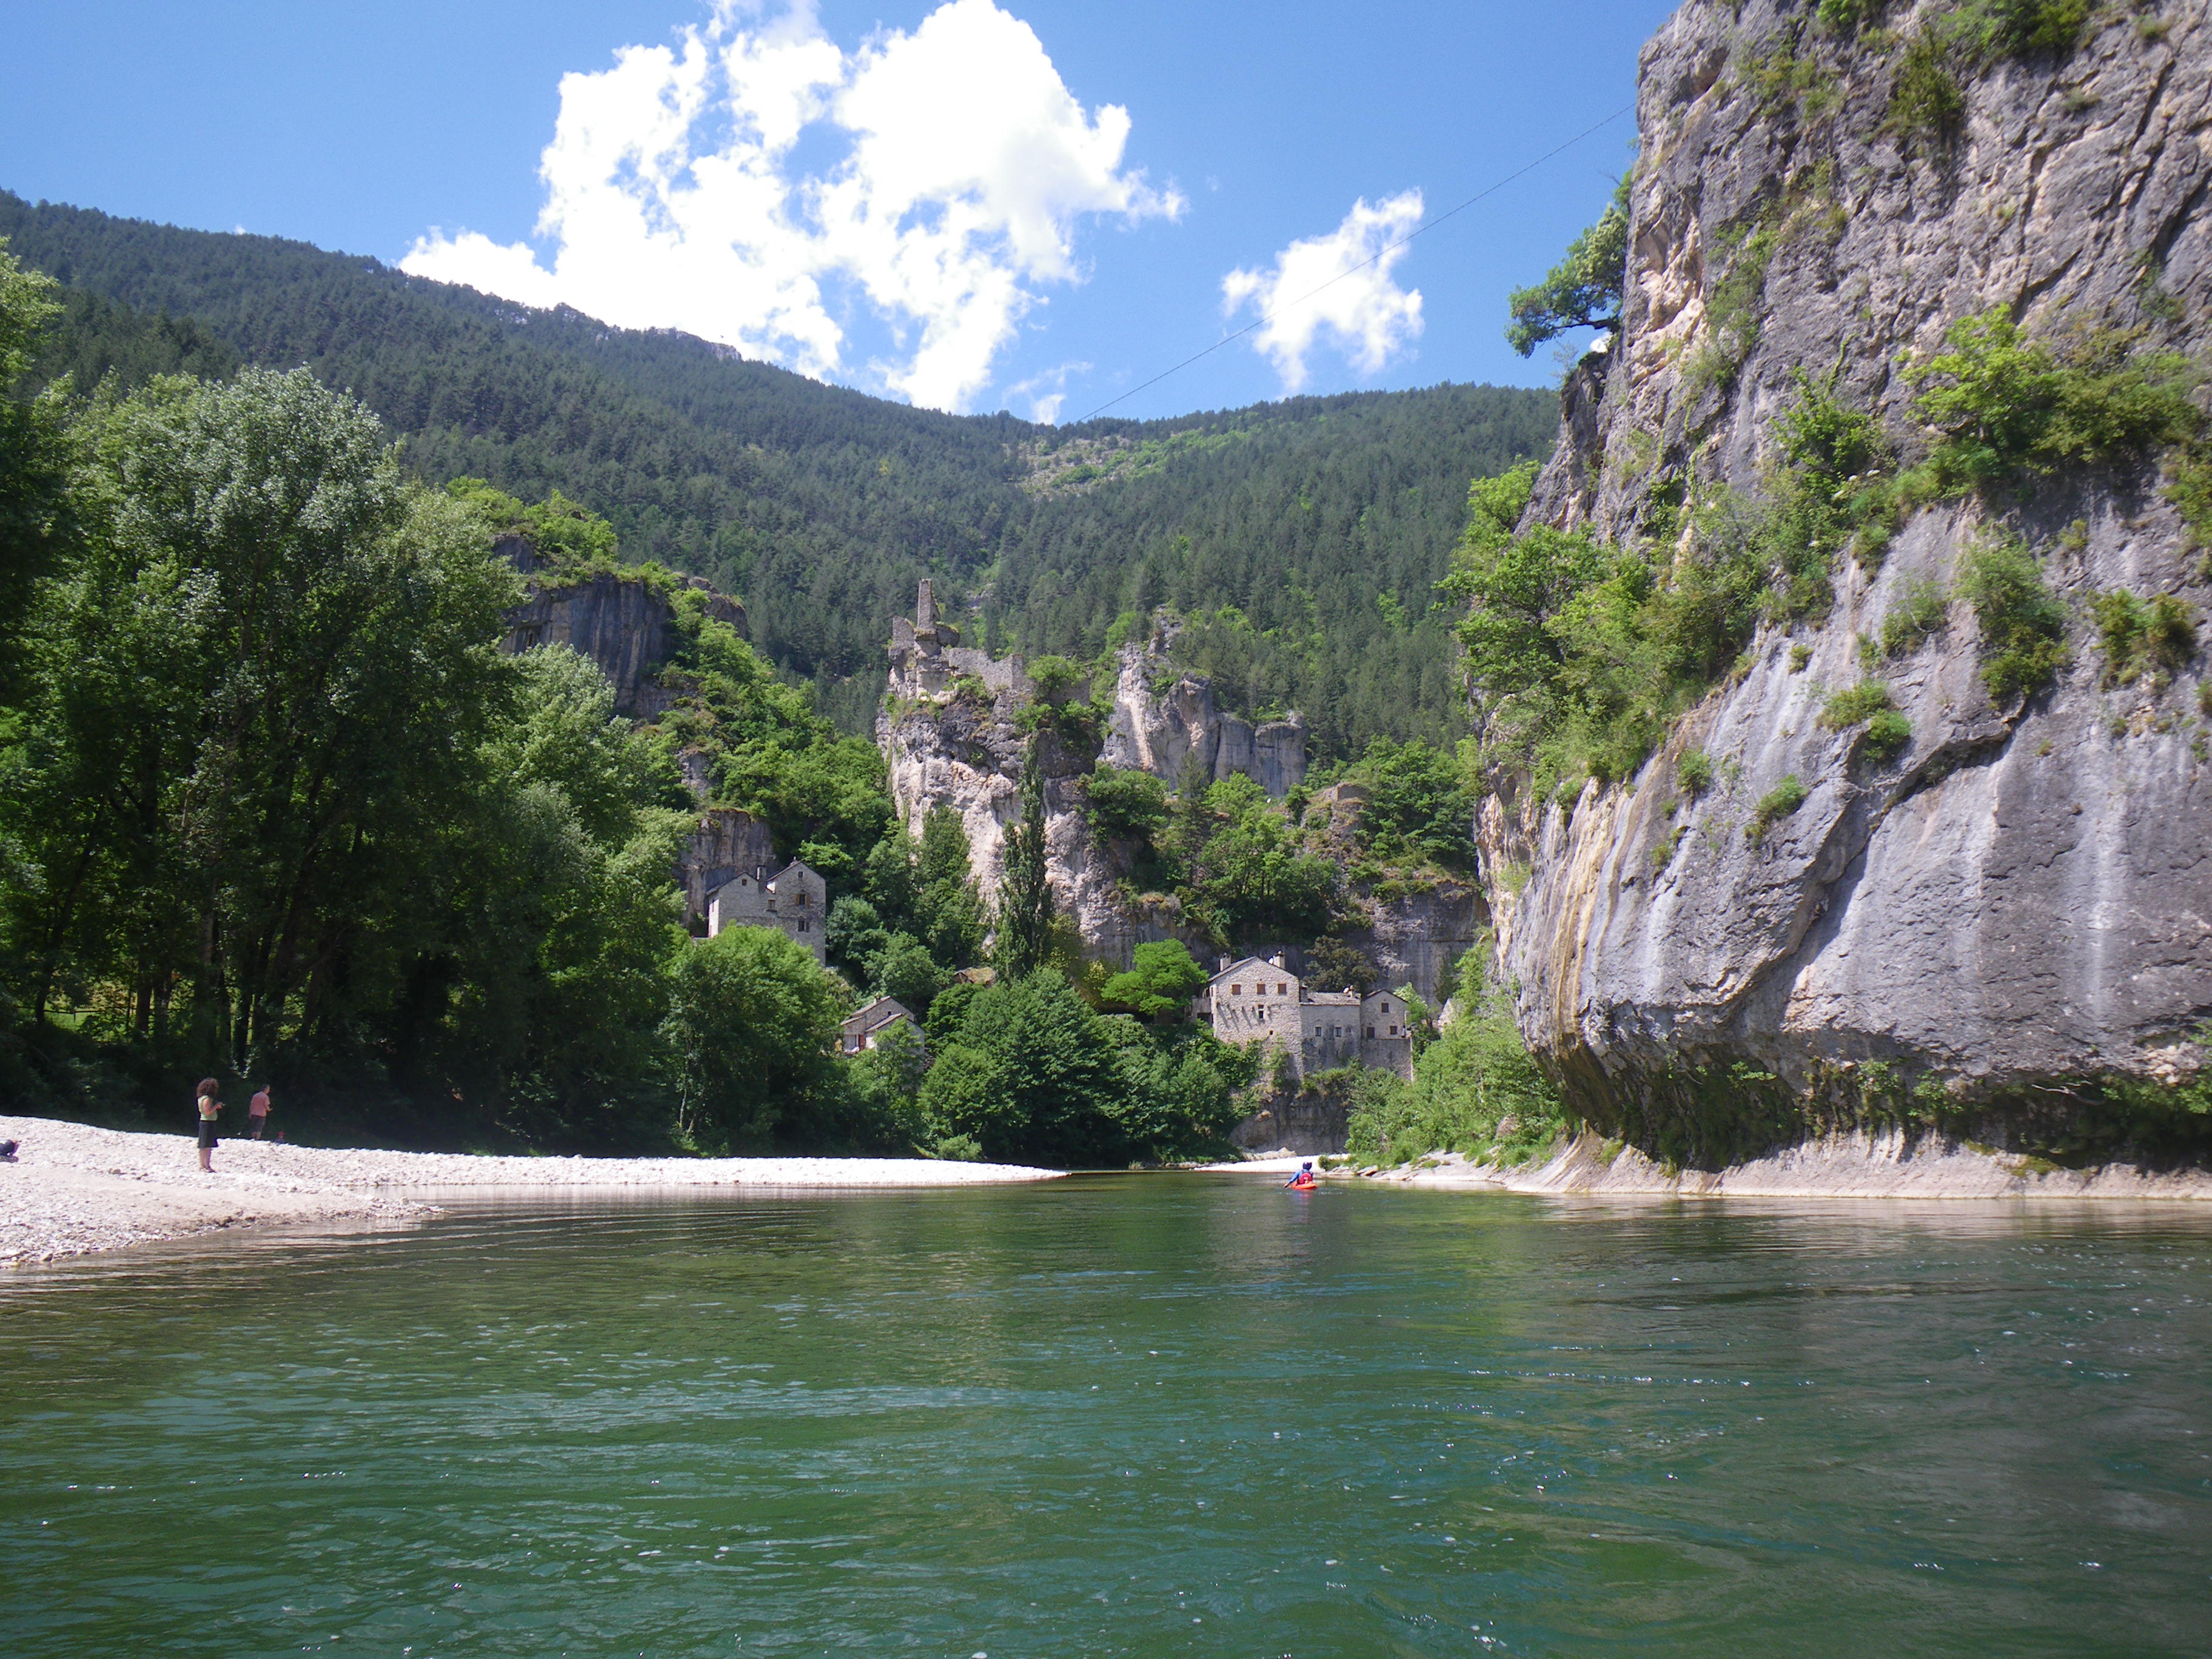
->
(706, 859), (828, 962)
(840, 996), (915, 1054)
(1207, 956), (1414, 1082)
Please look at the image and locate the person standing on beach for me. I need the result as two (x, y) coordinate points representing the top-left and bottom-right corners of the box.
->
(195, 1078), (221, 1172)
(247, 1084), (270, 1140)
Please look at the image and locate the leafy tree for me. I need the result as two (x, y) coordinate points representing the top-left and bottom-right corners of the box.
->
(870, 934), (950, 1013)
(1902, 309), (2199, 496)
(662, 924), (850, 1151)
(1347, 962), (1564, 1165)
(0, 243), (77, 698)
(1100, 939), (1208, 1022)
(489, 646), (684, 844)
(1182, 775), (1340, 945)
(1341, 737), (1475, 869)
(856, 809), (985, 975)
(845, 1016), (932, 1149)
(5, 368), (515, 1065)
(1081, 765), (1171, 842)
(996, 747), (1054, 977)
(917, 969), (1242, 1165)
(1305, 934), (1379, 997)
(826, 894), (890, 982)
(1505, 178), (1631, 358)
(448, 477), (620, 566)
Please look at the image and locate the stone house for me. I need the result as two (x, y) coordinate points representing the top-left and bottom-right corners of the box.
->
(841, 996), (916, 1054)
(1205, 955), (1414, 1081)
(706, 859), (828, 962)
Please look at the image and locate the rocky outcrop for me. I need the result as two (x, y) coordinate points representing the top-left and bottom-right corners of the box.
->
(877, 665), (1195, 968)
(677, 808), (779, 929)
(492, 534), (764, 919)
(1100, 635), (1308, 799)
(498, 534), (746, 720)
(879, 591), (1303, 968)
(1342, 881), (1487, 1011)
(1487, 2), (2212, 1126)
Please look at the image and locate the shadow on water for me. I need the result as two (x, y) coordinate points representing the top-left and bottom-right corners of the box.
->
(5, 1176), (2210, 1657)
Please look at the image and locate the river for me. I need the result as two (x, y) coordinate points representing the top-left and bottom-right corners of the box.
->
(4, 1176), (2207, 1656)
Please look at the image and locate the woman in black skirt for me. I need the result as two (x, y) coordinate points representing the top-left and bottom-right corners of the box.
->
(195, 1077), (222, 1173)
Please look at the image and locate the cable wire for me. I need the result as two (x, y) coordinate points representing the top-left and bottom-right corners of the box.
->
(1067, 100), (1637, 427)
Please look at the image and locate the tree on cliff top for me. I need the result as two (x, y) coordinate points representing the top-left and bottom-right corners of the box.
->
(1504, 176), (1631, 358)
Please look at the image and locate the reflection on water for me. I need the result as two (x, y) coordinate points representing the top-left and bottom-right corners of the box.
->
(4, 1180), (2209, 1657)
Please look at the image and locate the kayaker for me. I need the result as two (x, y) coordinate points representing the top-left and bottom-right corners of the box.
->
(1285, 1161), (1316, 1189)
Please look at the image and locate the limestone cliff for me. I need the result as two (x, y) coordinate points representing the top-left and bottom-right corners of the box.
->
(877, 591), (1484, 997)
(498, 534), (748, 720)
(879, 592), (1197, 968)
(1488, 1), (2212, 1130)
(494, 533), (762, 923)
(1100, 620), (1309, 799)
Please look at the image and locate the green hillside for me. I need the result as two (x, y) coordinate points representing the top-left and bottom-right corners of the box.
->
(1, 192), (1555, 755)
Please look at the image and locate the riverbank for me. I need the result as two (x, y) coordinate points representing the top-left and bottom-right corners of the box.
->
(0, 1114), (1064, 1264)
(1332, 1129), (2212, 1201)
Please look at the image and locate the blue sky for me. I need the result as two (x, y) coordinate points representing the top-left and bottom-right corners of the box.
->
(5, 0), (1677, 420)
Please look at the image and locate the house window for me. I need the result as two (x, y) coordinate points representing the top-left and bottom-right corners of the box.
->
(1231, 984), (1241, 995)
(1366, 1026), (1375, 1039)
(1389, 1024), (1399, 1036)
(797, 918), (809, 933)
(1276, 983), (1287, 995)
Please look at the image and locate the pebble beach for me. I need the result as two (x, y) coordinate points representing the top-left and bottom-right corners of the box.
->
(0, 1113), (1064, 1264)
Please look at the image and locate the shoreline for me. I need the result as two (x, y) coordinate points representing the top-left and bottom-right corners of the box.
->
(1317, 1128), (2212, 1201)
(0, 1114), (1062, 1265)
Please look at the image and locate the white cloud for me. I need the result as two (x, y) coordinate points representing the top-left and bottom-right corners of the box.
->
(402, 0), (1179, 412)
(1220, 191), (1425, 392)
(1005, 360), (1091, 423)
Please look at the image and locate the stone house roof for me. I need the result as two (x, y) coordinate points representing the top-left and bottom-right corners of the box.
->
(840, 996), (915, 1053)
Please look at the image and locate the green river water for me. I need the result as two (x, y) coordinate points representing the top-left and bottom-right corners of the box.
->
(3, 1176), (2208, 1657)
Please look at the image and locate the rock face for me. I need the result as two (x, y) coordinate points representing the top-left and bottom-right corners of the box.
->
(494, 534), (765, 920)
(1489, 1), (2212, 1121)
(1100, 638), (1309, 799)
(878, 591), (1302, 969)
(498, 535), (747, 720)
(677, 809), (780, 930)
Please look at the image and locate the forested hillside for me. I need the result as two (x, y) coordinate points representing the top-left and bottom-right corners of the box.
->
(0, 192), (1552, 754)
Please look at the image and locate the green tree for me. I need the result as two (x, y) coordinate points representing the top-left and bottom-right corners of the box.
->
(871, 933), (950, 1013)
(5, 369), (514, 1066)
(0, 242), (78, 699)
(917, 968), (1241, 1166)
(1081, 765), (1170, 842)
(1342, 737), (1475, 869)
(1504, 178), (1631, 357)
(1182, 775), (1339, 945)
(1347, 961), (1564, 1164)
(1100, 939), (1208, 1022)
(662, 925), (850, 1151)
(995, 746), (1054, 977)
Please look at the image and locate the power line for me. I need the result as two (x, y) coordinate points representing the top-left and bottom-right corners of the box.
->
(1068, 101), (1637, 427)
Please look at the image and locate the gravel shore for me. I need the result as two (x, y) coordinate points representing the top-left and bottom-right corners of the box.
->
(0, 1114), (1062, 1265)
(1336, 1130), (2212, 1200)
